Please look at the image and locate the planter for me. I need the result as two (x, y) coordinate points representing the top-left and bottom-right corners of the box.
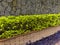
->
(0, 26), (60, 45)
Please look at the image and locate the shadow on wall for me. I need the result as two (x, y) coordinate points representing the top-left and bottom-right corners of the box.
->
(26, 31), (60, 45)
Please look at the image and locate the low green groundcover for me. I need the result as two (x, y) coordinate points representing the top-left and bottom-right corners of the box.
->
(0, 14), (60, 39)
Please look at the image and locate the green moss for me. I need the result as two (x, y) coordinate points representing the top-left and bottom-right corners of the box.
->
(0, 14), (60, 39)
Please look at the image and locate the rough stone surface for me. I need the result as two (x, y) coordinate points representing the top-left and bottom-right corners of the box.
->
(6, 6), (11, 12)
(6, 0), (13, 2)
(2, 1), (8, 8)
(4, 11), (10, 15)
(0, 0), (60, 15)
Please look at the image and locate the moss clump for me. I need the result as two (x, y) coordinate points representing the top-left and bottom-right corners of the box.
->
(0, 14), (60, 39)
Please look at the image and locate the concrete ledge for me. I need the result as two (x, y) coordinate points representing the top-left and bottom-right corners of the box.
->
(0, 26), (60, 45)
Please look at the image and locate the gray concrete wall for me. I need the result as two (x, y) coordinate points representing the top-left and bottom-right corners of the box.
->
(0, 0), (60, 15)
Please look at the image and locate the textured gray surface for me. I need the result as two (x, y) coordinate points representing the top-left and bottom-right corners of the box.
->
(0, 0), (60, 15)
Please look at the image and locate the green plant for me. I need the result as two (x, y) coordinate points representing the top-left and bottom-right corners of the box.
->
(0, 14), (60, 39)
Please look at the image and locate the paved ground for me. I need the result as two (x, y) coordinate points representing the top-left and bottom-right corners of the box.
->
(27, 31), (60, 45)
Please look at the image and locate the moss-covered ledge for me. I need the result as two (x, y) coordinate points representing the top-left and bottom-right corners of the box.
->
(0, 14), (60, 39)
(0, 26), (60, 45)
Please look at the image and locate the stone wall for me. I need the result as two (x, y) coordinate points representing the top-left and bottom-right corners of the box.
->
(0, 0), (60, 15)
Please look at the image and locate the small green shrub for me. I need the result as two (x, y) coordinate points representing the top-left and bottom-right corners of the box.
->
(0, 14), (60, 39)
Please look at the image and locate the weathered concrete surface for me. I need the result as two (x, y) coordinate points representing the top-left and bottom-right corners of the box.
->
(31, 31), (60, 45)
(0, 26), (60, 45)
(0, 0), (60, 15)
